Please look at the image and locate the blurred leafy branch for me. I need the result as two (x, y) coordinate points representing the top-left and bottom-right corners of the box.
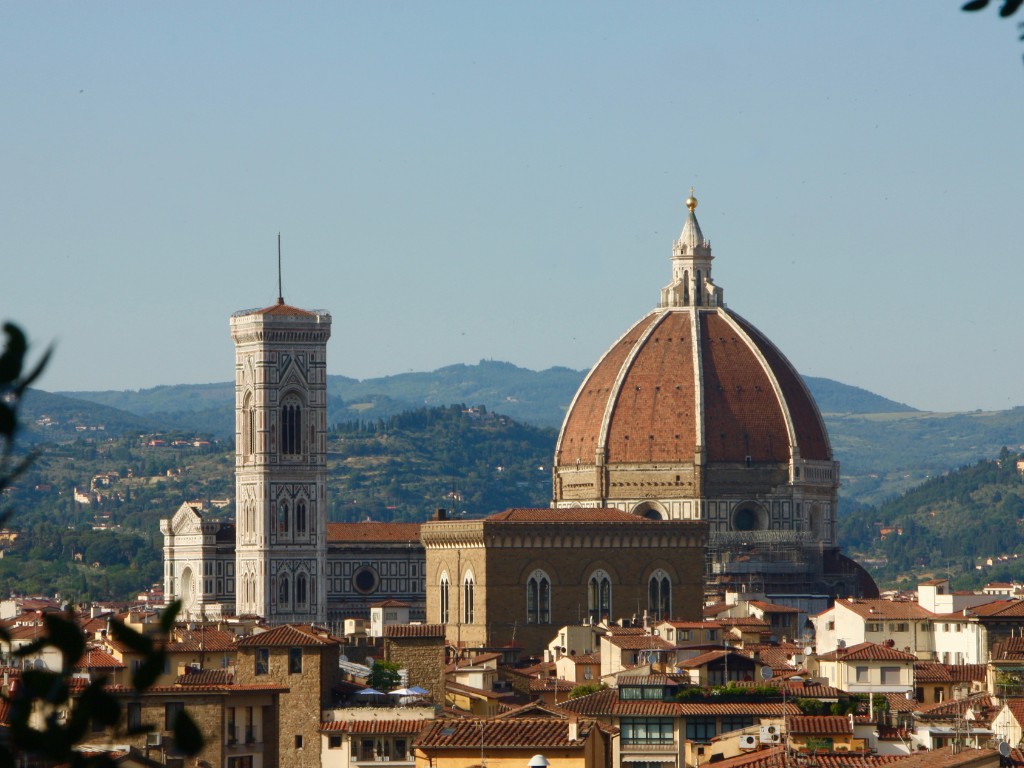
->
(962, 0), (1023, 17)
(0, 323), (203, 766)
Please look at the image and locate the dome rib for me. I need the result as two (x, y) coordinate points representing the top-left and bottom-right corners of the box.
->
(728, 312), (832, 461)
(600, 311), (673, 463)
(554, 313), (661, 466)
(699, 312), (790, 463)
(716, 309), (799, 460)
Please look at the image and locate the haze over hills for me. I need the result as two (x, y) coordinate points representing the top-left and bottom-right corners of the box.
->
(57, 361), (913, 430)
(23, 360), (1022, 506)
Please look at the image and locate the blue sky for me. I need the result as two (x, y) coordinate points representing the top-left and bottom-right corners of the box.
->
(3, 2), (1022, 413)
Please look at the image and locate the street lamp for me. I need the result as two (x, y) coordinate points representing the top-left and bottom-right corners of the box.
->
(528, 756), (550, 768)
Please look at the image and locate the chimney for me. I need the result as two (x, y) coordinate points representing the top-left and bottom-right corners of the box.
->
(568, 712), (579, 742)
(434, 508), (447, 521)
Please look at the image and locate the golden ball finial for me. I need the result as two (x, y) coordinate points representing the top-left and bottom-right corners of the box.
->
(685, 186), (698, 212)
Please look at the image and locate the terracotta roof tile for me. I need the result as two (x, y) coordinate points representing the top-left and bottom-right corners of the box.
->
(320, 720), (427, 734)
(74, 649), (125, 670)
(605, 634), (674, 651)
(964, 599), (1024, 617)
(817, 642), (917, 662)
(327, 522), (422, 543)
(701, 312), (791, 463)
(557, 313), (661, 465)
(707, 746), (904, 768)
(384, 624), (445, 639)
(485, 508), (654, 523)
(788, 715), (852, 735)
(835, 599), (933, 620)
(604, 312), (697, 463)
(235, 624), (341, 647)
(913, 663), (986, 684)
(730, 312), (830, 461)
(248, 301), (318, 317)
(557, 687), (800, 718)
(414, 718), (592, 749)
(176, 669), (233, 686)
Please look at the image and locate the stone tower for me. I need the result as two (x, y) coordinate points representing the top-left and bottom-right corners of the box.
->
(230, 296), (331, 623)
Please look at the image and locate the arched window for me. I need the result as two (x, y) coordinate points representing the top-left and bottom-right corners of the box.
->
(683, 270), (690, 306)
(439, 572), (450, 624)
(280, 395), (303, 456)
(295, 573), (308, 607)
(295, 500), (307, 535)
(527, 570), (551, 624)
(695, 269), (703, 306)
(279, 575), (290, 607)
(588, 570), (612, 623)
(463, 572), (475, 624)
(278, 502), (289, 535)
(648, 569), (671, 621)
(242, 392), (255, 458)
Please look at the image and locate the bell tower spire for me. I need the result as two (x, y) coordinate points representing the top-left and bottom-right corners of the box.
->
(660, 189), (723, 309)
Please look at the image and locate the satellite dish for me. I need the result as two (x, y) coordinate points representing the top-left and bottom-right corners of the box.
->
(760, 666), (773, 681)
(837, 639), (847, 649)
(804, 646), (813, 656)
(339, 654), (349, 663)
(999, 741), (1011, 758)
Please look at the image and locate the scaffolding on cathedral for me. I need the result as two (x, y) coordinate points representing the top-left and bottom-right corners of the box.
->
(704, 530), (823, 598)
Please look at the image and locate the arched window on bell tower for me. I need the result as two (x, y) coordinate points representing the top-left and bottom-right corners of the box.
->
(295, 500), (307, 536)
(280, 394), (303, 457)
(242, 391), (256, 459)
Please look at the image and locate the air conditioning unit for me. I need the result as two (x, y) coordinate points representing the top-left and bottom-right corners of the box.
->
(146, 733), (163, 747)
(739, 734), (758, 749)
(759, 725), (781, 744)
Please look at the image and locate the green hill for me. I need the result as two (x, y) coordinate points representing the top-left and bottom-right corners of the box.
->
(0, 404), (553, 601)
(35, 363), (1024, 507)
(838, 447), (1024, 588)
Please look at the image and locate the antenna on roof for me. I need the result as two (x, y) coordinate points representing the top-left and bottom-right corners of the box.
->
(277, 232), (284, 305)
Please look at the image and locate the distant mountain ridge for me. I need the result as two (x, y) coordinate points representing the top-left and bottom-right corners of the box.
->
(28, 361), (1020, 506)
(56, 361), (914, 429)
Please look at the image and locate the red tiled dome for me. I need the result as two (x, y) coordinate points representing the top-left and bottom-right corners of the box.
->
(556, 305), (829, 469)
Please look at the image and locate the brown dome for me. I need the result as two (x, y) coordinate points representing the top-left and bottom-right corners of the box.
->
(556, 306), (830, 470)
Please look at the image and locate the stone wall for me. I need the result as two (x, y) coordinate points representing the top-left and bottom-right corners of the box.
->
(383, 628), (446, 704)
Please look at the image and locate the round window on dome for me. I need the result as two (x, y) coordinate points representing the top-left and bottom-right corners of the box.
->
(352, 566), (380, 595)
(732, 504), (767, 532)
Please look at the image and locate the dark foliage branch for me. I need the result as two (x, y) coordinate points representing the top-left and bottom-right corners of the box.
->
(0, 324), (203, 766)
(962, 0), (1023, 17)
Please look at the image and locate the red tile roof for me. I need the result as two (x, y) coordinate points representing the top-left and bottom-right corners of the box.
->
(414, 718), (593, 749)
(817, 642), (917, 662)
(327, 522), (422, 543)
(834, 599), (933, 620)
(235, 624), (341, 647)
(605, 634), (674, 651)
(913, 662), (986, 684)
(788, 715), (852, 735)
(249, 301), (318, 317)
(74, 649), (125, 670)
(556, 687), (800, 718)
(964, 599), (1024, 617)
(707, 746), (904, 768)
(485, 508), (654, 523)
(176, 669), (233, 686)
(320, 720), (427, 734)
(384, 624), (445, 639)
